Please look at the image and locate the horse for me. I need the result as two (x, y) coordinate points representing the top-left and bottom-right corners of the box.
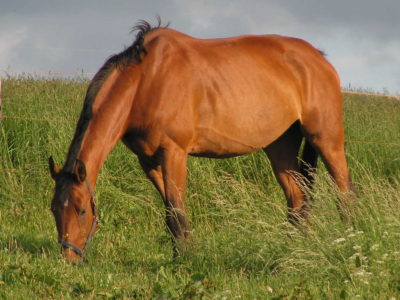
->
(49, 20), (353, 261)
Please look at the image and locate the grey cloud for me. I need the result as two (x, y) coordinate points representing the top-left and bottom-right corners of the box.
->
(277, 0), (400, 41)
(0, 0), (399, 93)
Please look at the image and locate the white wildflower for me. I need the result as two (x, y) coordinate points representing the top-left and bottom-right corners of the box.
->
(354, 270), (367, 276)
(370, 244), (379, 251)
(345, 227), (354, 233)
(354, 269), (372, 277)
(347, 233), (356, 238)
(349, 253), (359, 260)
(353, 245), (361, 250)
(354, 270), (364, 276)
(333, 237), (346, 244)
(356, 231), (364, 235)
(267, 286), (273, 293)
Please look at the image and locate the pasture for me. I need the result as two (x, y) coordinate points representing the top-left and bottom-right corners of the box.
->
(0, 76), (399, 299)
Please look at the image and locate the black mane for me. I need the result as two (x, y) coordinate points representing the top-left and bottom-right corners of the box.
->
(63, 19), (167, 173)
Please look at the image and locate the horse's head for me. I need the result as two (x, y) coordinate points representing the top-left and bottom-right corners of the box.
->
(48, 157), (98, 262)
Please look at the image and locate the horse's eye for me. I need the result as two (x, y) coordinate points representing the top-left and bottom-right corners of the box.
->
(79, 209), (87, 216)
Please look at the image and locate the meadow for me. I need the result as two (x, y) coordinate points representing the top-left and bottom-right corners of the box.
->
(0, 76), (399, 299)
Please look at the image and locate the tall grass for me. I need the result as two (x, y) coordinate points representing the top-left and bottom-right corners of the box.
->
(0, 77), (399, 299)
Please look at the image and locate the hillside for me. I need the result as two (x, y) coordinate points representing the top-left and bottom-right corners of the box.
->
(0, 77), (399, 299)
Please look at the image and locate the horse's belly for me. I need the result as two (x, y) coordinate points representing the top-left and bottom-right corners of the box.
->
(189, 119), (293, 158)
(189, 93), (299, 157)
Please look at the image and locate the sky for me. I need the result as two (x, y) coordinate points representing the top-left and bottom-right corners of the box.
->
(0, 0), (399, 95)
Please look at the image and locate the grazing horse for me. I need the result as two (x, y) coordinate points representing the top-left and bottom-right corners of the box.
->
(49, 20), (353, 261)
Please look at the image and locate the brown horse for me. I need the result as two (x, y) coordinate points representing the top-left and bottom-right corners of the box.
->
(49, 20), (353, 261)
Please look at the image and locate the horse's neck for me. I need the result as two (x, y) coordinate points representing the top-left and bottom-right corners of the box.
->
(77, 72), (138, 184)
(77, 118), (124, 184)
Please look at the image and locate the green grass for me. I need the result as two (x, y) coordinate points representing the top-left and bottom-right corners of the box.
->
(0, 77), (399, 299)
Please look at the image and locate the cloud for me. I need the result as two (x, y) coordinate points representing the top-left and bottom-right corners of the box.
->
(278, 0), (400, 41)
(0, 0), (398, 93)
(0, 0), (182, 72)
(0, 27), (29, 71)
(171, 0), (294, 37)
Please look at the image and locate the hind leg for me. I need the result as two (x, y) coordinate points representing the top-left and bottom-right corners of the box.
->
(302, 111), (354, 219)
(310, 136), (354, 220)
(311, 133), (354, 213)
(316, 141), (352, 193)
(264, 123), (309, 223)
(299, 140), (319, 192)
(302, 117), (353, 194)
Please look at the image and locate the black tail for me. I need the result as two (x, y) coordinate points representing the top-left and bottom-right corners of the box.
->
(299, 139), (318, 190)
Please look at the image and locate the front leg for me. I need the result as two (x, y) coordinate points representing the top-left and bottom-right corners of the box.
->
(160, 142), (191, 256)
(138, 143), (190, 256)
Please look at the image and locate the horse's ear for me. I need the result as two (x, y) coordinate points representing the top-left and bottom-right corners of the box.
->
(49, 156), (61, 180)
(73, 159), (86, 183)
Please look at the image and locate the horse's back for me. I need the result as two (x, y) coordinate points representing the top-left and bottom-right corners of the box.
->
(131, 29), (341, 157)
